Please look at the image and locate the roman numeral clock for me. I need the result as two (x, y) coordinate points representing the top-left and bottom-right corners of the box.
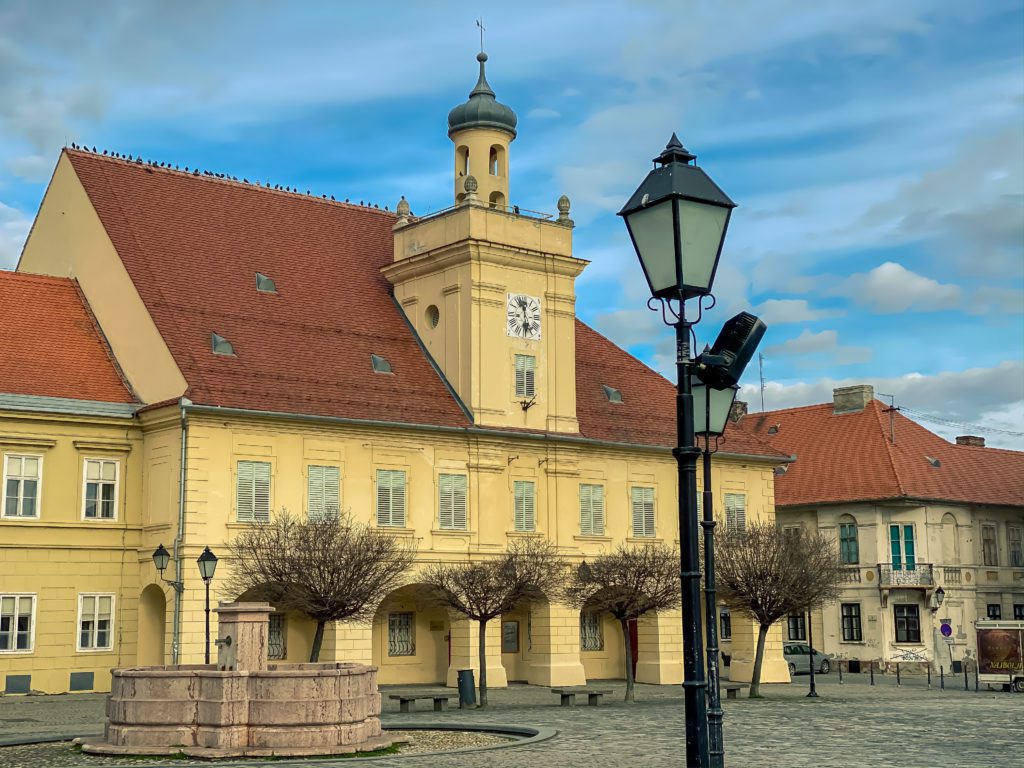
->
(506, 293), (542, 340)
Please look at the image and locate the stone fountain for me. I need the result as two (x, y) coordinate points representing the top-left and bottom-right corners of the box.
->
(82, 602), (393, 758)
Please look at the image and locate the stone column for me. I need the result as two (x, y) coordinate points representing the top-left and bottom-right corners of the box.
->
(214, 602), (274, 672)
(636, 609), (684, 684)
(445, 617), (508, 688)
(727, 617), (789, 683)
(525, 602), (587, 686)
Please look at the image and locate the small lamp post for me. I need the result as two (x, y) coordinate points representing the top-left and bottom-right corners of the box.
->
(197, 547), (218, 664)
(619, 134), (736, 768)
(933, 586), (945, 612)
(152, 543), (184, 594)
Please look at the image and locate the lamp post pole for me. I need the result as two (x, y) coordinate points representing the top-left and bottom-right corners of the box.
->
(806, 609), (818, 697)
(674, 304), (710, 768)
(700, 388), (724, 768)
(204, 578), (212, 664)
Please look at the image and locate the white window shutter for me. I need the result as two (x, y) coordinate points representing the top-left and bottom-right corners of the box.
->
(725, 493), (746, 532)
(631, 486), (654, 537)
(376, 470), (390, 526)
(452, 474), (467, 530)
(308, 465), (324, 519)
(237, 461), (254, 522)
(592, 484), (605, 535)
(514, 480), (535, 532)
(393, 472), (406, 526)
(579, 484), (592, 535)
(253, 462), (271, 522)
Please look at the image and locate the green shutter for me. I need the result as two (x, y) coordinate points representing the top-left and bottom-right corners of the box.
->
(514, 480), (535, 532)
(890, 525), (902, 570)
(903, 524), (915, 570)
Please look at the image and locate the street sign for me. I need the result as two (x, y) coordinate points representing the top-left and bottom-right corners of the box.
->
(940, 623), (953, 638)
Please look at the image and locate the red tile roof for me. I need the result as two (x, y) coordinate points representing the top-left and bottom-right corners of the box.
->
(58, 150), (783, 458)
(747, 400), (1024, 508)
(0, 271), (134, 403)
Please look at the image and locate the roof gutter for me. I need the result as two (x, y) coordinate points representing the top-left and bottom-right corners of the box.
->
(178, 402), (787, 463)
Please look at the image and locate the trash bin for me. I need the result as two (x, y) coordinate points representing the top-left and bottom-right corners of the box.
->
(457, 668), (477, 709)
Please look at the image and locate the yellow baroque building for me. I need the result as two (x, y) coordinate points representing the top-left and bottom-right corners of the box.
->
(2, 52), (790, 694)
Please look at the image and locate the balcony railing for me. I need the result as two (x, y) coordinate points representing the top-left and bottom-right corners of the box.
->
(942, 566), (962, 584)
(878, 563), (933, 588)
(840, 566), (862, 583)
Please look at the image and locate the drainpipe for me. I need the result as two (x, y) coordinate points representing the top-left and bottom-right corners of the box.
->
(171, 397), (191, 664)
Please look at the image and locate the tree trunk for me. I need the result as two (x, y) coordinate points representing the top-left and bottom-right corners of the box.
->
(309, 619), (326, 663)
(478, 618), (489, 708)
(621, 618), (635, 702)
(748, 622), (769, 698)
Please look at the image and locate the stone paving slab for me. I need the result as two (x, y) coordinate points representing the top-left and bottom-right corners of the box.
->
(1, 678), (1021, 767)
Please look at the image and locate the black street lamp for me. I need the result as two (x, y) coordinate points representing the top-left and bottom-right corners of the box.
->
(806, 608), (819, 698)
(619, 134), (736, 768)
(197, 547), (218, 664)
(152, 543), (184, 594)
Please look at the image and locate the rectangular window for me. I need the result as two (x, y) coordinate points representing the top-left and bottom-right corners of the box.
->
(77, 594), (114, 651)
(3, 455), (41, 518)
(841, 603), (862, 642)
(579, 483), (605, 536)
(839, 523), (859, 564)
(513, 480), (536, 532)
(514, 354), (536, 399)
(387, 612), (415, 656)
(268, 613), (286, 660)
(987, 604), (1002, 620)
(501, 620), (519, 653)
(0, 595), (34, 652)
(307, 465), (340, 521)
(83, 459), (119, 519)
(1009, 526), (1024, 568)
(438, 473), (468, 531)
(787, 614), (807, 641)
(719, 607), (732, 640)
(889, 524), (916, 571)
(236, 460), (271, 522)
(376, 469), (407, 528)
(631, 486), (655, 538)
(724, 493), (746, 533)
(1014, 604), (1024, 621)
(783, 525), (802, 538)
(580, 612), (603, 651)
(893, 604), (921, 643)
(982, 524), (998, 566)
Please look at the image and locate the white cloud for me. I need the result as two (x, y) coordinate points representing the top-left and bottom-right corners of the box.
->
(0, 202), (30, 270)
(832, 261), (962, 313)
(765, 328), (871, 366)
(740, 360), (1024, 449)
(968, 286), (1024, 315)
(755, 298), (843, 325)
(526, 108), (560, 119)
(5, 154), (53, 182)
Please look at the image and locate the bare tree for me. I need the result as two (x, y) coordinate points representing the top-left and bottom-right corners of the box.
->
(226, 511), (415, 662)
(715, 523), (842, 697)
(421, 537), (566, 707)
(565, 543), (681, 702)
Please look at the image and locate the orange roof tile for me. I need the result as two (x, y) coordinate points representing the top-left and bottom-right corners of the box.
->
(747, 400), (1024, 507)
(0, 271), (134, 403)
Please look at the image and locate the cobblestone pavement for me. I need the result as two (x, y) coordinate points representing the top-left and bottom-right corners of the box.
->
(1, 675), (1021, 768)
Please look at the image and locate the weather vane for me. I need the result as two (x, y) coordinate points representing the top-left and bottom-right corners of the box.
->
(476, 17), (485, 52)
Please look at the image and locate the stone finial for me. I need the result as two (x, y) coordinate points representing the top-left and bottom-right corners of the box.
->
(462, 174), (479, 205)
(556, 194), (574, 228)
(394, 195), (411, 228)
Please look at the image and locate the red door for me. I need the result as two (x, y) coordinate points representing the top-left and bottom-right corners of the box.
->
(628, 619), (639, 678)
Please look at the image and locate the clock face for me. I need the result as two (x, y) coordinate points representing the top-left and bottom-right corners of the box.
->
(506, 293), (542, 340)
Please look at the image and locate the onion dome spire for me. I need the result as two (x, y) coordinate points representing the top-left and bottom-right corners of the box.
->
(447, 52), (518, 139)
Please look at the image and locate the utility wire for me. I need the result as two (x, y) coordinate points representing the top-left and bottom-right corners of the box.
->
(898, 406), (1024, 437)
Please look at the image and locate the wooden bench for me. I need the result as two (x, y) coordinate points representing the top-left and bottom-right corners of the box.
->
(388, 693), (454, 713)
(550, 688), (613, 707)
(722, 683), (747, 700)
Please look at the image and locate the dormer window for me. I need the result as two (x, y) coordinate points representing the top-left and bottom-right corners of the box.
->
(211, 332), (236, 356)
(371, 354), (393, 374)
(926, 456), (941, 468)
(256, 272), (277, 293)
(602, 385), (623, 404)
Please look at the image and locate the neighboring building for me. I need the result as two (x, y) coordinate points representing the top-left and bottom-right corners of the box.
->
(1, 52), (790, 694)
(752, 384), (1024, 672)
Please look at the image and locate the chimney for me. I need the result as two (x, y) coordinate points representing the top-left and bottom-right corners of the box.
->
(956, 435), (986, 448)
(730, 400), (748, 423)
(833, 384), (874, 414)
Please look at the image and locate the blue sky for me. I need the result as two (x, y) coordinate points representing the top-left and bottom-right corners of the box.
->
(1, 0), (1022, 447)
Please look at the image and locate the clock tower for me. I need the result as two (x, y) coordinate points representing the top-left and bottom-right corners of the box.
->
(382, 51), (585, 434)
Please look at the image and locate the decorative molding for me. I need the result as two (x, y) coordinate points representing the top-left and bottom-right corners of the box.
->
(0, 436), (57, 449)
(73, 439), (132, 453)
(442, 283), (462, 296)
(399, 295), (419, 308)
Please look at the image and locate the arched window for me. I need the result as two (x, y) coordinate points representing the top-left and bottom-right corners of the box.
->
(489, 145), (505, 176)
(489, 191), (506, 209)
(838, 515), (859, 565)
(456, 145), (470, 177)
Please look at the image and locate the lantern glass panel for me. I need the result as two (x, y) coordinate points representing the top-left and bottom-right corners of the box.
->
(152, 546), (170, 572)
(692, 379), (738, 436)
(677, 199), (729, 294)
(624, 199), (677, 297)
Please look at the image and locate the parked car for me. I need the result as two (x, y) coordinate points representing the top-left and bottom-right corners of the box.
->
(783, 643), (831, 675)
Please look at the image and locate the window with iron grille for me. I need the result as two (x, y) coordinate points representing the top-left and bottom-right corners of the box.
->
(839, 521), (859, 564)
(579, 483), (605, 536)
(1008, 525), (1023, 567)
(787, 614), (806, 641)
(236, 460), (271, 522)
(580, 612), (603, 651)
(438, 473), (468, 531)
(719, 607), (731, 640)
(307, 465), (340, 521)
(841, 603), (862, 642)
(376, 469), (407, 528)
(982, 524), (998, 566)
(83, 459), (119, 519)
(268, 613), (286, 660)
(514, 354), (536, 399)
(388, 612), (415, 656)
(3, 455), (41, 518)
(987, 604), (1002, 620)
(893, 604), (921, 643)
(78, 594), (113, 651)
(513, 480), (536, 532)
(631, 486), (655, 538)
(0, 595), (34, 652)
(724, 493), (746, 533)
